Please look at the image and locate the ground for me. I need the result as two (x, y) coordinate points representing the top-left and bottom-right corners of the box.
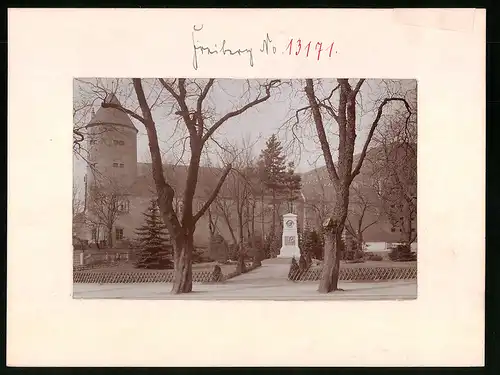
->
(73, 258), (417, 300)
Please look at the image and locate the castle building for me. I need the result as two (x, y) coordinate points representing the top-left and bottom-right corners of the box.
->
(80, 93), (280, 248)
(76, 94), (416, 251)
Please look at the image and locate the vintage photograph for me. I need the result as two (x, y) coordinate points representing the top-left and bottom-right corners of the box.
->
(72, 78), (417, 300)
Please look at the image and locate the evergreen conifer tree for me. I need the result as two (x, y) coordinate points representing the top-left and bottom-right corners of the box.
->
(283, 161), (302, 212)
(134, 199), (173, 269)
(258, 134), (287, 235)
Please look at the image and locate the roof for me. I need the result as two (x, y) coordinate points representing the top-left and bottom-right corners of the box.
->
(131, 163), (238, 199)
(86, 93), (138, 132)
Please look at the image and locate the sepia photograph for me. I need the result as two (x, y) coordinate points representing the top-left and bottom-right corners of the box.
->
(72, 77), (417, 300)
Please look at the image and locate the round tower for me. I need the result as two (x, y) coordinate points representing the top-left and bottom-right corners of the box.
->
(85, 93), (138, 190)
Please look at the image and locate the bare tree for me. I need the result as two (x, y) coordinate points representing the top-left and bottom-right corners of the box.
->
(86, 180), (129, 249)
(303, 168), (335, 232)
(302, 79), (412, 292)
(206, 205), (219, 237)
(72, 182), (84, 217)
(372, 98), (417, 248)
(211, 139), (258, 272)
(344, 182), (380, 254)
(98, 78), (281, 293)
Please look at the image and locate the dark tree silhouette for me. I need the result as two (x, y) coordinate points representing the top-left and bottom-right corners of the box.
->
(135, 199), (173, 269)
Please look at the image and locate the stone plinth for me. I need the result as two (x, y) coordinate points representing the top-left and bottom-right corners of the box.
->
(278, 213), (301, 259)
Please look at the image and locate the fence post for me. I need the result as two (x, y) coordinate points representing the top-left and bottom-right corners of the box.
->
(126, 253), (129, 261)
(79, 252), (84, 265)
(105, 253), (108, 261)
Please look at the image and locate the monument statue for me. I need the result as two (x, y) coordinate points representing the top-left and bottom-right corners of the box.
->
(278, 213), (301, 258)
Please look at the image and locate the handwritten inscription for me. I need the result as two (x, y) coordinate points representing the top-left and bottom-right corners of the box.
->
(286, 39), (336, 60)
(191, 25), (336, 70)
(193, 25), (257, 70)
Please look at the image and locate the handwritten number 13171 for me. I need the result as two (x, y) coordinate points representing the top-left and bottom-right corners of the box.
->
(286, 39), (335, 60)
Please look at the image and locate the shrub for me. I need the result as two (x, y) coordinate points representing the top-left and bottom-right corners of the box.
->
(208, 234), (229, 263)
(228, 244), (239, 261)
(193, 247), (211, 264)
(342, 237), (364, 261)
(389, 244), (417, 262)
(288, 257), (301, 281)
(249, 250), (262, 267)
(245, 234), (265, 266)
(300, 228), (324, 260)
(210, 264), (223, 282)
(368, 254), (383, 261)
(264, 232), (281, 259)
(73, 236), (88, 250)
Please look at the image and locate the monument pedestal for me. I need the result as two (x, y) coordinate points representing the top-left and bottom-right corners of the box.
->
(278, 213), (301, 259)
(278, 245), (300, 259)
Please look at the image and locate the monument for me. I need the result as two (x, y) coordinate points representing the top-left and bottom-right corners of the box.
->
(278, 213), (301, 258)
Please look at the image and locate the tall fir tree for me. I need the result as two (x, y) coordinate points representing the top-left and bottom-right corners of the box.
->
(134, 199), (174, 269)
(258, 134), (287, 240)
(283, 161), (302, 212)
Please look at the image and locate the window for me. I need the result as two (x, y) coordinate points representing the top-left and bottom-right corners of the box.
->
(391, 227), (396, 233)
(113, 162), (119, 168)
(115, 228), (124, 240)
(113, 140), (125, 146)
(117, 199), (130, 213)
(119, 163), (124, 168)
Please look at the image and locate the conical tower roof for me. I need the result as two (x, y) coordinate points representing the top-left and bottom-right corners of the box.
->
(86, 92), (138, 132)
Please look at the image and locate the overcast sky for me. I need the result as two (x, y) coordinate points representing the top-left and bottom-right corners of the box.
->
(73, 78), (416, 189)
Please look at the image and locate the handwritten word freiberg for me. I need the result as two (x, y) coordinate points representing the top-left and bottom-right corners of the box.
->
(286, 39), (336, 60)
(193, 25), (259, 70)
(191, 25), (336, 70)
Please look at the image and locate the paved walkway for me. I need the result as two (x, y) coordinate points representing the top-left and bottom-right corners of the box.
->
(224, 258), (291, 286)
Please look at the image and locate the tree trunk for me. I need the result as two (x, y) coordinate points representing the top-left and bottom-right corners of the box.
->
(171, 233), (194, 294)
(107, 227), (113, 249)
(245, 201), (251, 240)
(318, 221), (344, 292)
(260, 194), (265, 245)
(271, 189), (277, 236)
(251, 200), (256, 238)
(237, 208), (246, 273)
(357, 233), (364, 257)
(236, 243), (247, 273)
(406, 218), (413, 250)
(318, 187), (349, 293)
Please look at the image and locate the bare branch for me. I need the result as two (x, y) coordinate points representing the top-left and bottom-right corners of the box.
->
(352, 79), (365, 96)
(196, 79), (215, 136)
(202, 79), (280, 144)
(101, 101), (147, 125)
(304, 79), (340, 184)
(193, 163), (232, 223)
(351, 97), (411, 181)
(158, 78), (180, 101)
